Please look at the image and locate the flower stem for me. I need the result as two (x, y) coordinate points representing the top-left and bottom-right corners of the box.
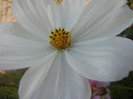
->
(0, 84), (18, 89)
(108, 86), (133, 90)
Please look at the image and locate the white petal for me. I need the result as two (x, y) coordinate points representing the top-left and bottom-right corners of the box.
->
(0, 23), (55, 70)
(12, 0), (86, 32)
(12, 0), (52, 39)
(0, 22), (49, 42)
(72, 1), (133, 42)
(65, 37), (133, 82)
(43, 0), (86, 30)
(19, 52), (91, 99)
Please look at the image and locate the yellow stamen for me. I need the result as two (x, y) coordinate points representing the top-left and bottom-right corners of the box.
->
(49, 28), (71, 49)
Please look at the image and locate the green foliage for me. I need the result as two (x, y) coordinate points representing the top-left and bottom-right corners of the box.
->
(127, 0), (133, 9)
(0, 69), (26, 99)
(109, 72), (133, 99)
(120, 25), (133, 39)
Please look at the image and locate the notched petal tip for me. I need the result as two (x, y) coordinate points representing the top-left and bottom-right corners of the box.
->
(55, 0), (63, 5)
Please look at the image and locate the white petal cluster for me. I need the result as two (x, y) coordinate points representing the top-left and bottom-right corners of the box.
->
(0, 0), (133, 99)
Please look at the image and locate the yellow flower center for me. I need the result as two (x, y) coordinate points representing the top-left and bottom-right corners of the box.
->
(49, 28), (71, 49)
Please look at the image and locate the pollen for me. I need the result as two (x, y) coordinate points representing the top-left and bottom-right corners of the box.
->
(49, 28), (71, 49)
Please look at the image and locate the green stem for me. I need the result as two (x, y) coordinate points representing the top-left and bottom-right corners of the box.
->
(108, 86), (133, 90)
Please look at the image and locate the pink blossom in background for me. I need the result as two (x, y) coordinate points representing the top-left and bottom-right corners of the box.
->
(88, 80), (111, 99)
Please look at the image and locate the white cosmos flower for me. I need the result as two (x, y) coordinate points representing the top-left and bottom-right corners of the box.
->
(0, 0), (133, 99)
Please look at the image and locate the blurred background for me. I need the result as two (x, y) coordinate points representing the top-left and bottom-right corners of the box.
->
(0, 0), (133, 99)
